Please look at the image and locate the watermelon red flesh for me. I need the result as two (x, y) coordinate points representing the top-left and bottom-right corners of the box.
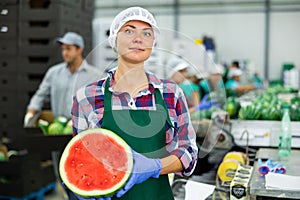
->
(60, 129), (133, 197)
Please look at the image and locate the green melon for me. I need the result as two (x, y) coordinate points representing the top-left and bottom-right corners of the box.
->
(63, 126), (73, 135)
(0, 152), (6, 161)
(48, 123), (64, 135)
(63, 120), (73, 135)
(59, 128), (133, 197)
(38, 119), (49, 135)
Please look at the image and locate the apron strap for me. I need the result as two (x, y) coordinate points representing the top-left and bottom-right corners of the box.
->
(153, 89), (175, 130)
(104, 76), (112, 110)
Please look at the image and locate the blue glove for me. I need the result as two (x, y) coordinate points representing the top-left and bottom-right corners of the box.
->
(196, 94), (219, 110)
(62, 182), (111, 200)
(116, 149), (162, 198)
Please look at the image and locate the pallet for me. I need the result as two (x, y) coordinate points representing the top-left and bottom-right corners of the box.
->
(0, 182), (56, 200)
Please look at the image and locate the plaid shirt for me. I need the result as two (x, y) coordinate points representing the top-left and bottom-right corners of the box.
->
(71, 70), (198, 176)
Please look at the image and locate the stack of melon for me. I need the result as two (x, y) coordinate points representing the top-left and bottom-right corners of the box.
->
(38, 116), (73, 135)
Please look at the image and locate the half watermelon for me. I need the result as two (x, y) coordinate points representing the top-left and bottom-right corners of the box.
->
(59, 128), (133, 197)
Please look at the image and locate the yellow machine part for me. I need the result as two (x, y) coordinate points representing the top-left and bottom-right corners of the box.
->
(217, 152), (246, 182)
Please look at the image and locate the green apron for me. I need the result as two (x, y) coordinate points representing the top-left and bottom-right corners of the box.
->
(102, 77), (174, 200)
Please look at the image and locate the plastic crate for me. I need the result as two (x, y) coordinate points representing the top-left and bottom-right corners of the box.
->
(0, 72), (44, 92)
(18, 41), (59, 57)
(0, 57), (18, 73)
(0, 107), (26, 129)
(17, 56), (61, 74)
(19, 2), (78, 22)
(0, 39), (17, 55)
(21, 0), (82, 9)
(81, 0), (94, 11)
(20, 73), (45, 92)
(24, 127), (72, 160)
(0, 4), (18, 22)
(0, 22), (17, 38)
(0, 72), (23, 90)
(0, 154), (56, 197)
(0, 182), (57, 200)
(0, 90), (30, 109)
(0, 0), (19, 5)
(19, 21), (78, 38)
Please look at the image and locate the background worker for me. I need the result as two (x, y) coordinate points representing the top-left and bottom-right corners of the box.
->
(200, 64), (225, 96)
(167, 60), (212, 113)
(24, 32), (101, 126)
(167, 59), (189, 86)
(167, 60), (197, 107)
(223, 60), (240, 83)
(69, 7), (198, 200)
(225, 68), (256, 96)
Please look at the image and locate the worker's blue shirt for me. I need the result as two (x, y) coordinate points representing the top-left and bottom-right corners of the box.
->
(225, 79), (239, 90)
(27, 60), (102, 118)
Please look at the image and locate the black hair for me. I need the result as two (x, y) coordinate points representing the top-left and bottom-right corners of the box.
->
(232, 61), (240, 68)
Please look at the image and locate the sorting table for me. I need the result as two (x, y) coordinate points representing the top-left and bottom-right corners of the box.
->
(250, 148), (300, 199)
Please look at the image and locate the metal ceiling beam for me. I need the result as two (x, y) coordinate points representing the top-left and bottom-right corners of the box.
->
(95, 0), (300, 10)
(264, 0), (270, 82)
(174, 0), (179, 37)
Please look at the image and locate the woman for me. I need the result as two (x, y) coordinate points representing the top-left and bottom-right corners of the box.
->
(70, 7), (198, 200)
(225, 68), (256, 96)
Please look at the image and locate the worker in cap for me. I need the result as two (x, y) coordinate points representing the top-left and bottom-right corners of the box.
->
(200, 64), (225, 95)
(167, 59), (215, 113)
(169, 62), (201, 109)
(168, 60), (189, 83)
(69, 7), (198, 200)
(57, 32), (84, 48)
(223, 60), (240, 83)
(167, 60), (201, 111)
(225, 68), (256, 96)
(24, 32), (101, 126)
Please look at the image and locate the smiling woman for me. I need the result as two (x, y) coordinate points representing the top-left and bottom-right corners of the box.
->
(68, 6), (198, 200)
(116, 21), (155, 67)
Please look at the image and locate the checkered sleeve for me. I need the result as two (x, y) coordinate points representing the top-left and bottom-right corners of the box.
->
(71, 87), (89, 136)
(166, 84), (198, 176)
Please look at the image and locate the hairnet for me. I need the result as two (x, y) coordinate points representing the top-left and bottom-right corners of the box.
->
(228, 68), (243, 78)
(167, 60), (189, 78)
(108, 7), (160, 50)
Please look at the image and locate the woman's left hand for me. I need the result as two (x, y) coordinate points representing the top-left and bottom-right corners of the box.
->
(116, 149), (162, 197)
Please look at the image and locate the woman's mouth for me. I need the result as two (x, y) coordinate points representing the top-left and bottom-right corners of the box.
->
(129, 47), (144, 51)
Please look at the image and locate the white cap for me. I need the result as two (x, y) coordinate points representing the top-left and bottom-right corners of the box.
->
(108, 7), (160, 50)
(57, 32), (84, 49)
(167, 61), (189, 78)
(187, 68), (207, 79)
(228, 68), (243, 78)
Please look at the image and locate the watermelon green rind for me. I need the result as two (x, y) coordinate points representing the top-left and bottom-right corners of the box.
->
(59, 128), (133, 197)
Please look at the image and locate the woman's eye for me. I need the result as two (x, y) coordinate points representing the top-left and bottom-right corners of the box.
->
(125, 29), (134, 35)
(143, 31), (152, 37)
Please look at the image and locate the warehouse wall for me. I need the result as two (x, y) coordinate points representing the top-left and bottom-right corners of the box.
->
(93, 2), (300, 81)
(269, 12), (300, 80)
(179, 13), (265, 78)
